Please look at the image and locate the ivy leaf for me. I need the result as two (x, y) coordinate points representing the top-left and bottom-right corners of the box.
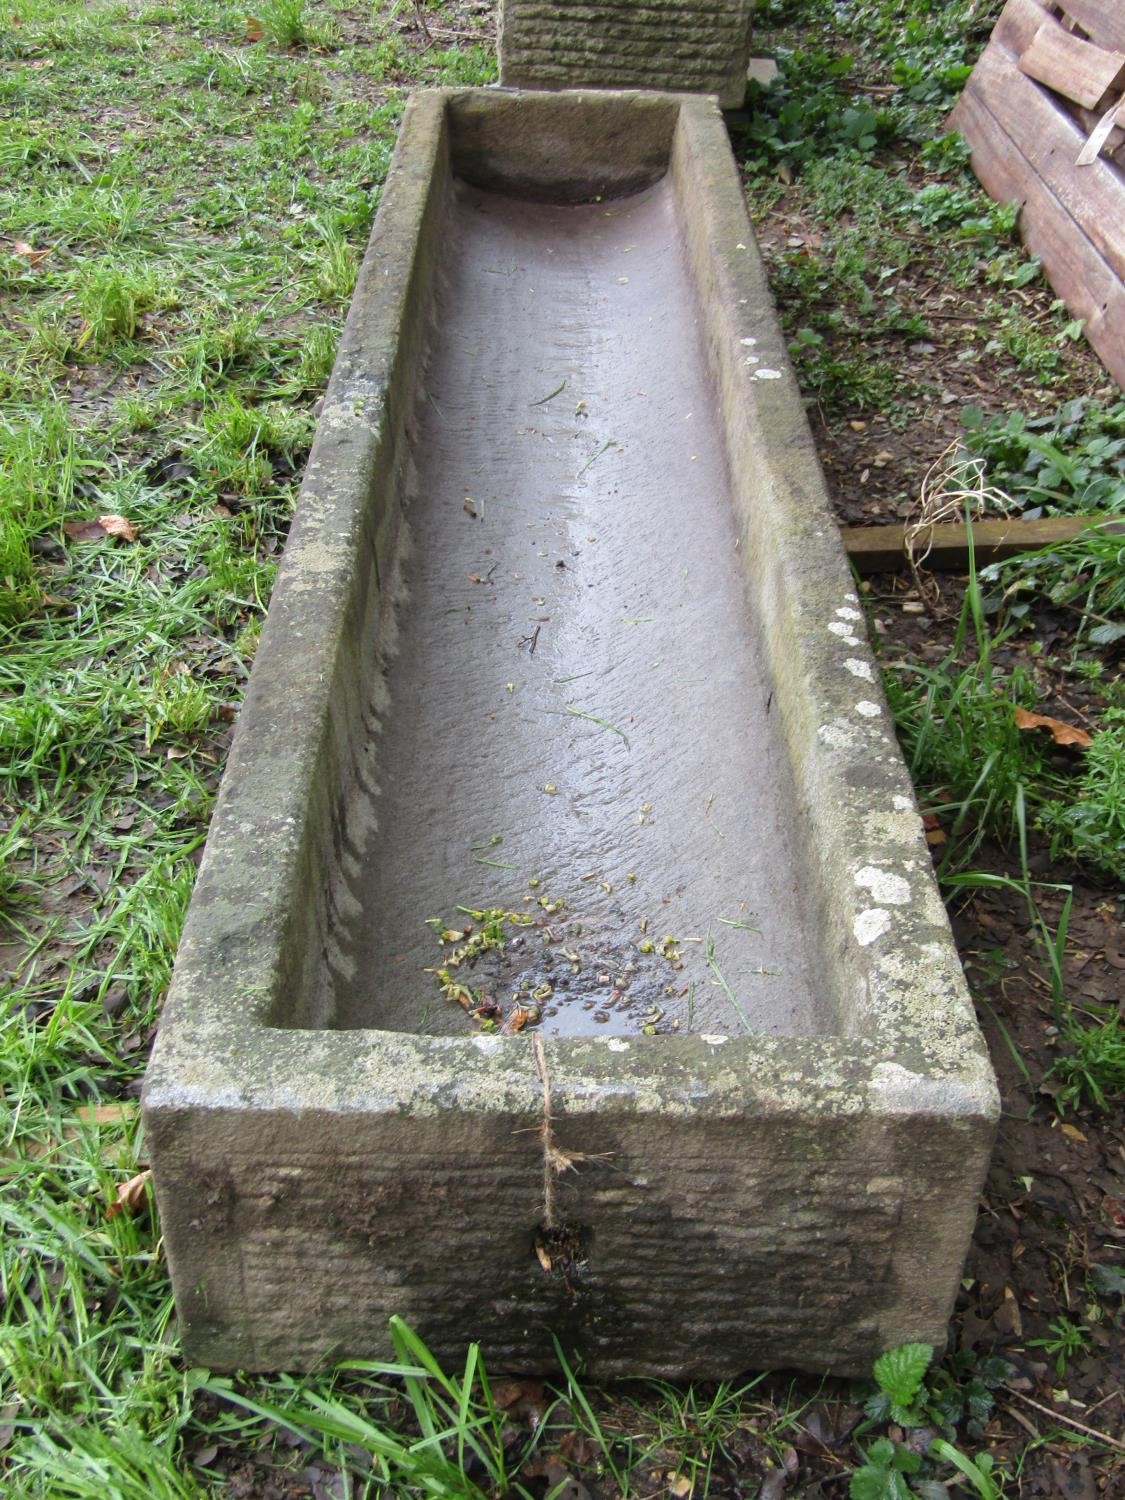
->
(849, 1461), (913, 1500)
(1090, 1263), (1125, 1297)
(874, 1342), (933, 1407)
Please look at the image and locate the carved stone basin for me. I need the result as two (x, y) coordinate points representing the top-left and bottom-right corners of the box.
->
(143, 89), (997, 1378)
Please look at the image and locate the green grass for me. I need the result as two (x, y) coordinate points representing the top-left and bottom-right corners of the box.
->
(0, 6), (498, 1488)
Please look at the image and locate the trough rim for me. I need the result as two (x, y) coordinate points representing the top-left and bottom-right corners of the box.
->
(143, 88), (998, 1134)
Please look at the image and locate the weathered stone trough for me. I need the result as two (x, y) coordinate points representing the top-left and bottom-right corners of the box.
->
(143, 89), (998, 1377)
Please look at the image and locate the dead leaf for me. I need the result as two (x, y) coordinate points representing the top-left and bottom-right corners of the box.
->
(502, 1004), (534, 1034)
(75, 1103), (136, 1127)
(106, 1168), (151, 1219)
(992, 1284), (1023, 1338)
(1059, 1122), (1087, 1143)
(11, 238), (50, 266)
(492, 1377), (547, 1427)
(245, 15), (264, 41)
(98, 513), (139, 542)
(63, 519), (111, 542)
(921, 811), (947, 847)
(1013, 707), (1091, 749)
(667, 1474), (693, 1498)
(533, 1237), (553, 1272)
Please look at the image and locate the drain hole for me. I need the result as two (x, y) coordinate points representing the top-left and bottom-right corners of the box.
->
(532, 1223), (590, 1285)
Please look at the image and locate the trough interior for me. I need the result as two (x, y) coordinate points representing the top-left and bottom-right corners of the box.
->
(317, 97), (838, 1039)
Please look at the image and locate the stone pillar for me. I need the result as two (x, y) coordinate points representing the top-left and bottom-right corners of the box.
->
(498, 1), (756, 110)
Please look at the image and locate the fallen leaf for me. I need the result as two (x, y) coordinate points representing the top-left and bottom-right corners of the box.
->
(63, 519), (110, 542)
(245, 15), (264, 41)
(492, 1377), (547, 1427)
(11, 238), (50, 266)
(502, 1005), (534, 1034)
(992, 1284), (1023, 1338)
(1060, 1123), (1087, 1143)
(106, 1168), (151, 1219)
(75, 1103), (136, 1127)
(98, 513), (139, 542)
(1013, 707), (1091, 749)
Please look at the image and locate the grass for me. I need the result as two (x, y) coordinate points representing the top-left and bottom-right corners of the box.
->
(2, 0), (1123, 1495)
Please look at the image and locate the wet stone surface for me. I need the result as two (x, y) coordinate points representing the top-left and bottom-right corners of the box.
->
(417, 899), (750, 1037)
(330, 178), (827, 1038)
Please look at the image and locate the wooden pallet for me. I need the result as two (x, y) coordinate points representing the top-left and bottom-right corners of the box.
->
(949, 0), (1125, 389)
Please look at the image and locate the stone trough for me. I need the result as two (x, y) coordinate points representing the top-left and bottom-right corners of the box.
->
(143, 89), (998, 1377)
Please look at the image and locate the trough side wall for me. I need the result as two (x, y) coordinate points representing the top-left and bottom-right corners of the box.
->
(269, 99), (456, 1028)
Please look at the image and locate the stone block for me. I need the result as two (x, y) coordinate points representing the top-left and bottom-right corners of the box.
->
(498, 0), (757, 109)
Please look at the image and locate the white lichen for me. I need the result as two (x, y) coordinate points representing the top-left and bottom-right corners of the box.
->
(854, 865), (911, 906)
(844, 658), (874, 681)
(854, 908), (891, 946)
(828, 621), (860, 644)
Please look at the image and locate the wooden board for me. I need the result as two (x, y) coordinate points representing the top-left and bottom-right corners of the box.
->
(972, 44), (1125, 279)
(840, 515), (1120, 575)
(996, 0), (1063, 57)
(1018, 20), (1125, 109)
(948, 83), (1125, 388)
(1057, 0), (1125, 54)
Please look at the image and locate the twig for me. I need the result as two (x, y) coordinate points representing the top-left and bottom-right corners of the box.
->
(1006, 1388), (1125, 1452)
(532, 1034), (556, 1228)
(1000, 1402), (1041, 1441)
(412, 1), (432, 45)
(420, 26), (487, 41)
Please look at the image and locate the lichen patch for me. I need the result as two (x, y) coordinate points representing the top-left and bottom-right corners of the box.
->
(853, 908), (891, 946)
(854, 865), (911, 906)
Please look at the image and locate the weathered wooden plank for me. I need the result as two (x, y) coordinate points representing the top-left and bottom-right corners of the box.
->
(1076, 96), (1125, 135)
(1017, 19), (1125, 107)
(840, 515), (1119, 575)
(972, 44), (1125, 279)
(1058, 0), (1125, 54)
(1018, 20), (1125, 109)
(948, 82), (1125, 388)
(995, 0), (1060, 57)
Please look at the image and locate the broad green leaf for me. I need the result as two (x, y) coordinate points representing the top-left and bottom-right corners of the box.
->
(873, 1342), (933, 1406)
